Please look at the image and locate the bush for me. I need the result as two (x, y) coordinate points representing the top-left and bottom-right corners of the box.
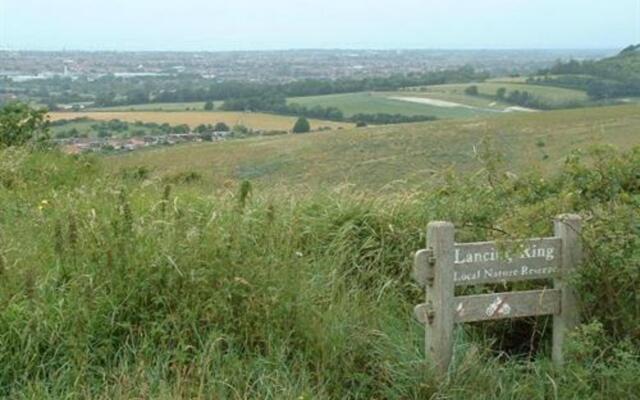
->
(0, 102), (50, 148)
(464, 85), (479, 96)
(214, 122), (230, 131)
(292, 117), (310, 133)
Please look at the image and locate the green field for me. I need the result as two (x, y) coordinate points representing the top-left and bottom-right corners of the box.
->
(287, 92), (503, 119)
(113, 104), (640, 190)
(414, 82), (590, 107)
(88, 81), (590, 123)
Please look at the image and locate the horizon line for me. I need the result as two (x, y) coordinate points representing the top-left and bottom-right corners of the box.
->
(0, 46), (623, 53)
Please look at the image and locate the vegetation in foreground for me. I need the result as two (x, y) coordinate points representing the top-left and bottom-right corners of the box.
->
(1, 102), (640, 397)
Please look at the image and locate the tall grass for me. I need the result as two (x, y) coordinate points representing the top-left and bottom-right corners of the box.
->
(0, 147), (638, 398)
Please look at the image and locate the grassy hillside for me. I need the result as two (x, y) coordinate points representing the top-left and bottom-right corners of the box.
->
(49, 111), (353, 132)
(112, 104), (640, 190)
(2, 140), (639, 398)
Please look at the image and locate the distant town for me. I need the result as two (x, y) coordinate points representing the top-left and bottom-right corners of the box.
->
(55, 130), (233, 154)
(0, 49), (612, 84)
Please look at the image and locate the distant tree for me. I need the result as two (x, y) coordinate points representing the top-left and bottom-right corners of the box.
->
(204, 101), (214, 111)
(214, 122), (230, 131)
(355, 121), (368, 128)
(292, 117), (310, 133)
(0, 102), (50, 147)
(97, 130), (112, 138)
(232, 124), (249, 135)
(496, 87), (507, 99)
(126, 88), (149, 104)
(199, 132), (213, 141)
(172, 124), (190, 134)
(160, 123), (172, 133)
(195, 124), (210, 133)
(464, 85), (479, 96)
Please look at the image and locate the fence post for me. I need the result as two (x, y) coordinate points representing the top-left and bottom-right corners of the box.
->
(552, 214), (582, 367)
(425, 221), (455, 374)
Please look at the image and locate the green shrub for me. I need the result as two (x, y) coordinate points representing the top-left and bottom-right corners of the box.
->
(0, 102), (50, 148)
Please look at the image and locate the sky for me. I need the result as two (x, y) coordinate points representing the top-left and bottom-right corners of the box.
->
(1, 0), (639, 51)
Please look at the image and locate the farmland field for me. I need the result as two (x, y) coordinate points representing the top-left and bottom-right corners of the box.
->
(412, 82), (590, 107)
(48, 111), (353, 131)
(90, 101), (225, 112)
(387, 90), (512, 110)
(112, 104), (640, 190)
(287, 92), (502, 119)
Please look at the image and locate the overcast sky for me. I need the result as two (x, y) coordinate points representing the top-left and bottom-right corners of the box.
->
(1, 0), (639, 51)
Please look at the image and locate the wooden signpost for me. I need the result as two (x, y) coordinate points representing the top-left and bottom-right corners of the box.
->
(413, 214), (582, 374)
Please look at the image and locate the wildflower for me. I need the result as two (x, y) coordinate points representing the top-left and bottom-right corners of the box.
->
(234, 277), (250, 286)
(38, 199), (50, 211)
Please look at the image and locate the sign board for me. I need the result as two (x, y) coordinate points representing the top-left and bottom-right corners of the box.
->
(412, 214), (582, 374)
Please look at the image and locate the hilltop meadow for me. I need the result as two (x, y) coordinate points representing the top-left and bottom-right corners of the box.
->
(1, 102), (639, 398)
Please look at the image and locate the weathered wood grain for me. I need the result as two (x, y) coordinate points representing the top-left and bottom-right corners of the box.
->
(453, 289), (561, 323)
(425, 221), (455, 375)
(413, 248), (433, 286)
(552, 214), (582, 367)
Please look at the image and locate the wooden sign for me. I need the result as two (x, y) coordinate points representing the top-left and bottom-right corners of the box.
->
(412, 214), (582, 374)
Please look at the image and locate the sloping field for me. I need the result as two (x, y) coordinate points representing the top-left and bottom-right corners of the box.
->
(418, 82), (589, 107)
(112, 104), (640, 190)
(48, 111), (353, 131)
(390, 90), (514, 110)
(287, 92), (500, 119)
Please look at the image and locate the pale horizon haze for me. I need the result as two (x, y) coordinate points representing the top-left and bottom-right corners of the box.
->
(1, 0), (639, 51)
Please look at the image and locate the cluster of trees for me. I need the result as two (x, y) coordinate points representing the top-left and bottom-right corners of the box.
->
(464, 85), (548, 109)
(500, 90), (546, 109)
(194, 122), (230, 133)
(534, 47), (640, 99)
(464, 84), (569, 109)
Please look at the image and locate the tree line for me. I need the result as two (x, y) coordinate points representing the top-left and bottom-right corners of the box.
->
(220, 93), (436, 125)
(534, 47), (640, 99)
(5, 66), (489, 109)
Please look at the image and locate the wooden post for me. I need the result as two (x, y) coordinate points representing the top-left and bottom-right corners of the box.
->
(552, 214), (582, 367)
(425, 221), (455, 374)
